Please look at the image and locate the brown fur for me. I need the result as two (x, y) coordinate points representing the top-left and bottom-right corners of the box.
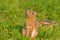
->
(38, 20), (57, 26)
(22, 28), (26, 37)
(31, 27), (38, 38)
(22, 8), (38, 38)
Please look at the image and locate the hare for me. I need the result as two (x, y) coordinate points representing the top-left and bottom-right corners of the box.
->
(38, 20), (57, 26)
(22, 8), (38, 38)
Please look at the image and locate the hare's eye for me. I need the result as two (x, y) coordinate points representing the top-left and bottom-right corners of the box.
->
(32, 12), (35, 14)
(33, 12), (34, 14)
(32, 11), (35, 14)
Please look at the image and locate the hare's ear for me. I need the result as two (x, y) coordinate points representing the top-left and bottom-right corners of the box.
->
(33, 11), (37, 16)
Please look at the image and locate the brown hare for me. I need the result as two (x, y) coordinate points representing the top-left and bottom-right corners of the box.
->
(22, 8), (38, 38)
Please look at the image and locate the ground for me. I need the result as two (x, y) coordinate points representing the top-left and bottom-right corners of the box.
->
(0, 0), (60, 40)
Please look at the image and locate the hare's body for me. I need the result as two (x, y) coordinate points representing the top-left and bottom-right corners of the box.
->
(22, 8), (38, 38)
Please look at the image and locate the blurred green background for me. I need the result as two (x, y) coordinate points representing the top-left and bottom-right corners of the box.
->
(0, 0), (60, 40)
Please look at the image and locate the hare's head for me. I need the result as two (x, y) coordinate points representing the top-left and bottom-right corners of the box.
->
(25, 8), (37, 17)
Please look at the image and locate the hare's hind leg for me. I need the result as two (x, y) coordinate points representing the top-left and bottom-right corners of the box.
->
(22, 28), (26, 37)
(31, 28), (38, 38)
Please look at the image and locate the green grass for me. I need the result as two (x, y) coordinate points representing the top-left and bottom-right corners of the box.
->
(0, 0), (60, 40)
